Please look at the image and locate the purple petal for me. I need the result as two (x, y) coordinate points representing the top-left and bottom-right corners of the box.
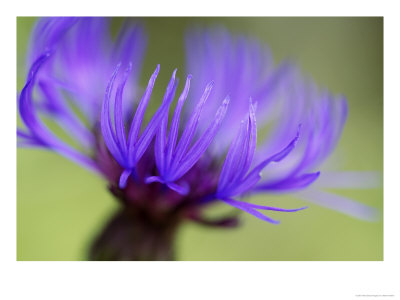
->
(167, 182), (190, 196)
(229, 100), (257, 184)
(243, 98), (257, 174)
(170, 81), (214, 170)
(165, 75), (192, 165)
(172, 97), (230, 180)
(155, 113), (169, 174)
(119, 169), (132, 189)
(295, 189), (379, 221)
(155, 79), (180, 174)
(101, 63), (125, 166)
(145, 176), (164, 184)
(217, 119), (247, 192)
(241, 202), (308, 212)
(221, 198), (280, 224)
(114, 63), (132, 156)
(127, 64), (160, 152)
(134, 69), (177, 163)
(257, 171), (321, 192)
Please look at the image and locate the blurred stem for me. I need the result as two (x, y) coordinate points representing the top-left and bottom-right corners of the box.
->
(88, 208), (179, 261)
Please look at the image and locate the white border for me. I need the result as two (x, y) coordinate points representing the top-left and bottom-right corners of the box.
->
(2, 1), (399, 299)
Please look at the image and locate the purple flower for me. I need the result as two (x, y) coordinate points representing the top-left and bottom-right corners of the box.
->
(18, 17), (379, 231)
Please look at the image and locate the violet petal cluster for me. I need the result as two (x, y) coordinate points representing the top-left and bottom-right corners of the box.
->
(18, 17), (379, 224)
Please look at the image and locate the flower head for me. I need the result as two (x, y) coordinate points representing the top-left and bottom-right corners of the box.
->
(18, 17), (379, 231)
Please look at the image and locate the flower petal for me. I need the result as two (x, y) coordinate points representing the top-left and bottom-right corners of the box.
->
(170, 81), (214, 170)
(101, 63), (125, 166)
(294, 189), (380, 221)
(165, 75), (192, 165)
(134, 69), (177, 162)
(221, 198), (280, 224)
(256, 171), (321, 192)
(113, 63), (132, 156)
(172, 97), (230, 180)
(127, 64), (160, 151)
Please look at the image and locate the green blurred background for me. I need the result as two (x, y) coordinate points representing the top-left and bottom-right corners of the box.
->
(17, 17), (383, 260)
